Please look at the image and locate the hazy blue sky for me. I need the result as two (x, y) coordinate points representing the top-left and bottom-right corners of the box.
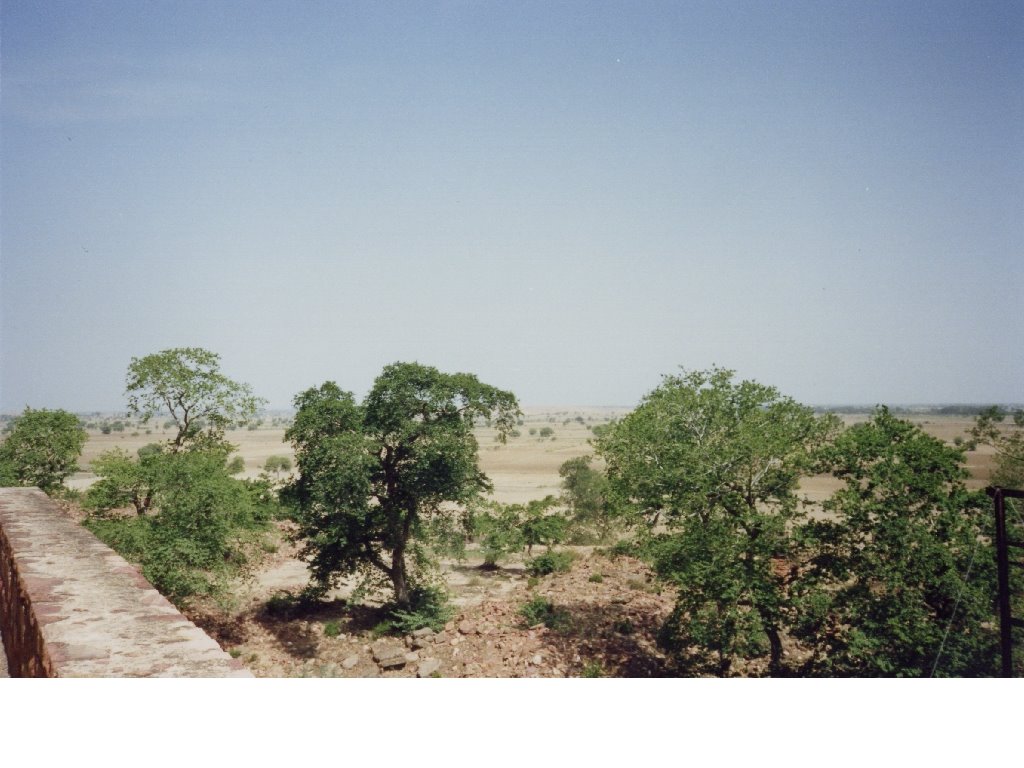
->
(2, 1), (1021, 411)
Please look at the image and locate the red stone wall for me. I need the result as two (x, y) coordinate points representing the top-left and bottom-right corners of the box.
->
(0, 487), (250, 678)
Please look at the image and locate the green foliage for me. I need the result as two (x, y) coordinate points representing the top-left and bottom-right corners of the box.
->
(595, 367), (838, 675)
(559, 455), (617, 543)
(285, 363), (520, 609)
(471, 500), (526, 568)
(794, 408), (999, 677)
(85, 449), (273, 604)
(527, 550), (576, 576)
(588, 573), (604, 583)
(323, 620), (342, 638)
(84, 447), (160, 515)
(539, 426), (554, 438)
(378, 585), (455, 634)
(0, 407), (87, 493)
(518, 596), (571, 631)
(264, 455), (293, 475)
(226, 456), (246, 474)
(520, 495), (568, 553)
(581, 661), (605, 677)
(125, 347), (265, 452)
(969, 406), (1024, 489)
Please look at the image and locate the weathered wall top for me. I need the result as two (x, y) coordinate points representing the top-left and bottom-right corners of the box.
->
(0, 487), (250, 677)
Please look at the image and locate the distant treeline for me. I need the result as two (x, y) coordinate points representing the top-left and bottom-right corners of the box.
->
(812, 404), (1023, 416)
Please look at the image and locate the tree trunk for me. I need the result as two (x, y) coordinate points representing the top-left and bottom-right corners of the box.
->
(767, 625), (784, 677)
(391, 543), (411, 609)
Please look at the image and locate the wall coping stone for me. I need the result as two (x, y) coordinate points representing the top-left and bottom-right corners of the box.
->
(0, 487), (251, 677)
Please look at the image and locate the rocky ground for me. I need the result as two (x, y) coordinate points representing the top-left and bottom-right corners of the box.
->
(188, 525), (679, 678)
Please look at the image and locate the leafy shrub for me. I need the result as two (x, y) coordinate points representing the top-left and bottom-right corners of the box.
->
(581, 661), (605, 677)
(519, 597), (571, 631)
(527, 550), (576, 576)
(86, 449), (274, 604)
(323, 620), (342, 638)
(472, 502), (526, 568)
(380, 585), (454, 634)
(588, 573), (604, 583)
(0, 407), (87, 493)
(539, 426), (554, 438)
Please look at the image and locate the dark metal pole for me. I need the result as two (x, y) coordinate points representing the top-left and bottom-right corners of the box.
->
(993, 488), (1013, 677)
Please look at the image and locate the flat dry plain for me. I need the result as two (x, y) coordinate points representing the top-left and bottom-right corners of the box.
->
(70, 410), (998, 502)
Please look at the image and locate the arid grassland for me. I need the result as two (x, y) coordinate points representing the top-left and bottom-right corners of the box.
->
(71, 410), (998, 501)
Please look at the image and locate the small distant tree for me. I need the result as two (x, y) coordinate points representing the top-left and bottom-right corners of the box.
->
(0, 408), (87, 493)
(125, 347), (265, 452)
(471, 501), (526, 568)
(226, 456), (246, 474)
(520, 495), (566, 554)
(559, 455), (616, 542)
(539, 426), (554, 439)
(285, 363), (519, 609)
(263, 455), (292, 478)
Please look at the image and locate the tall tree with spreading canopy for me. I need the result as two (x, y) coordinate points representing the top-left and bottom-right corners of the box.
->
(125, 347), (265, 451)
(794, 408), (998, 676)
(0, 408), (87, 493)
(285, 363), (519, 609)
(595, 367), (838, 675)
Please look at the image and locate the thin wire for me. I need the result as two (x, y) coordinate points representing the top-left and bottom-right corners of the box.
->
(929, 529), (981, 678)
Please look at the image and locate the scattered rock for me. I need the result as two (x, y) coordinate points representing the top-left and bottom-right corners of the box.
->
(417, 658), (442, 678)
(341, 654), (360, 670)
(411, 627), (435, 638)
(532, 653), (543, 666)
(458, 619), (477, 635)
(371, 639), (407, 668)
(404, 651), (420, 663)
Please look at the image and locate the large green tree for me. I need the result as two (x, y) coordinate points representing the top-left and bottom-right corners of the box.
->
(794, 408), (998, 676)
(595, 367), (837, 675)
(0, 407), (87, 493)
(285, 363), (519, 609)
(125, 347), (265, 451)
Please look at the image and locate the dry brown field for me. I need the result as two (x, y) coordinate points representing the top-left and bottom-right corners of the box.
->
(70, 410), (997, 500)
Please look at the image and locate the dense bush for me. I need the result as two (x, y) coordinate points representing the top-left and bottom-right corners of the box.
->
(0, 407), (87, 493)
(377, 585), (455, 634)
(527, 550), (576, 576)
(85, 449), (274, 603)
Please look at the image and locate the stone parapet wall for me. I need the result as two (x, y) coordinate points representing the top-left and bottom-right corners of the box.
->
(0, 487), (250, 677)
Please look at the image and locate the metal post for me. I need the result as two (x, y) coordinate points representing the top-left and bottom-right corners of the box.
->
(993, 488), (1013, 677)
